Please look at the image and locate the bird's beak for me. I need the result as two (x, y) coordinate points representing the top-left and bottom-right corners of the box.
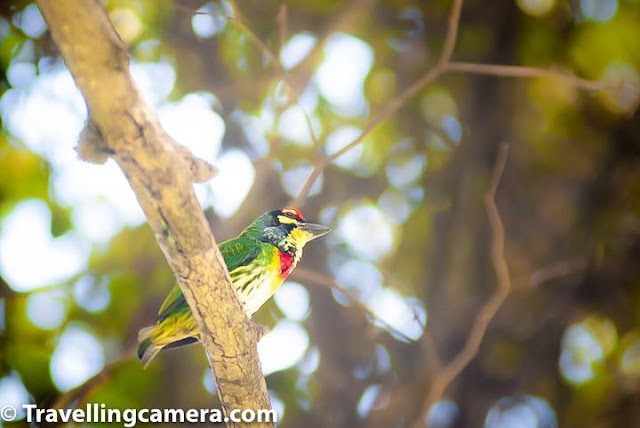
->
(299, 222), (331, 240)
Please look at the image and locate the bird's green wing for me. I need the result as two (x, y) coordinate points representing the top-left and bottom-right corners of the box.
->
(219, 236), (262, 272)
(155, 236), (262, 322)
(156, 285), (188, 322)
(157, 284), (183, 317)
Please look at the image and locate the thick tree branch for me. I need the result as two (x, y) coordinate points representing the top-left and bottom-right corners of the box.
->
(36, 1), (272, 426)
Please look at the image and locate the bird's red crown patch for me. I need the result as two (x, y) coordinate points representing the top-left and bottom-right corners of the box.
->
(281, 206), (305, 221)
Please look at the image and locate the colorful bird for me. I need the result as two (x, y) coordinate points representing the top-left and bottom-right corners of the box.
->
(137, 207), (330, 367)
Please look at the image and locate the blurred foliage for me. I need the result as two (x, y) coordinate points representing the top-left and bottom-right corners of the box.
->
(1, 0), (640, 427)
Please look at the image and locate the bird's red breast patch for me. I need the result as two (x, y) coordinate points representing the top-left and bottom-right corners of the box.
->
(278, 250), (295, 278)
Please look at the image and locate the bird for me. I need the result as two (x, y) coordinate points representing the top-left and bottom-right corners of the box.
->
(137, 207), (330, 368)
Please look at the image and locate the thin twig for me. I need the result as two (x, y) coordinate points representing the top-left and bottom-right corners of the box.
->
(226, 0), (280, 69)
(290, 0), (462, 206)
(446, 61), (606, 91)
(178, 0), (620, 209)
(527, 258), (587, 287)
(421, 331), (443, 374)
(178, 1), (314, 127)
(175, 1), (321, 150)
(290, 59), (445, 206)
(415, 143), (511, 428)
(290, 0), (619, 207)
(175, 2), (280, 69)
(276, 4), (287, 57)
(439, 0), (464, 66)
(293, 268), (414, 343)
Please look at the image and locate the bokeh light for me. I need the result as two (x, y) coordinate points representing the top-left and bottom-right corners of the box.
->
(336, 204), (394, 261)
(374, 345), (392, 374)
(369, 289), (426, 340)
(559, 316), (617, 385)
(441, 115), (462, 144)
(110, 9), (142, 44)
(378, 189), (415, 223)
(325, 126), (365, 169)
(15, 3), (47, 38)
(73, 275), (111, 313)
(484, 395), (557, 428)
(0, 373), (31, 421)
(298, 346), (320, 375)
(26, 289), (67, 330)
(268, 390), (286, 422)
(202, 369), (216, 394)
(277, 105), (320, 147)
(50, 324), (105, 392)
(6, 61), (37, 88)
(206, 149), (256, 218)
(427, 400), (459, 428)
(580, 0), (618, 22)
(516, 0), (556, 16)
(0, 200), (86, 291)
(1, 66), (85, 160)
(357, 384), (386, 418)
(274, 281), (310, 321)
(619, 332), (640, 377)
(598, 62), (640, 113)
(385, 149), (427, 189)
(192, 2), (230, 39)
(280, 32), (317, 70)
(281, 164), (323, 198)
(158, 92), (225, 162)
(258, 321), (309, 375)
(333, 259), (383, 302)
(315, 33), (374, 117)
(420, 89), (458, 128)
(131, 60), (176, 107)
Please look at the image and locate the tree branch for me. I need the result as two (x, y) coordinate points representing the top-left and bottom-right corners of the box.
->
(413, 143), (512, 428)
(175, 1), (321, 150)
(36, 1), (272, 426)
(289, 0), (463, 207)
(290, 0), (622, 207)
(293, 267), (414, 342)
(526, 258), (587, 287)
(446, 61), (606, 91)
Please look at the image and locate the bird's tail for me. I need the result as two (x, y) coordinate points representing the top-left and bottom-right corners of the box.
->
(137, 326), (162, 369)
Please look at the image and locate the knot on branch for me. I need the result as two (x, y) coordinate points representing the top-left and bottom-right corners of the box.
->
(176, 145), (218, 183)
(76, 119), (114, 164)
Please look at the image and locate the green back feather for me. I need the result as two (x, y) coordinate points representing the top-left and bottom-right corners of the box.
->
(156, 236), (263, 322)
